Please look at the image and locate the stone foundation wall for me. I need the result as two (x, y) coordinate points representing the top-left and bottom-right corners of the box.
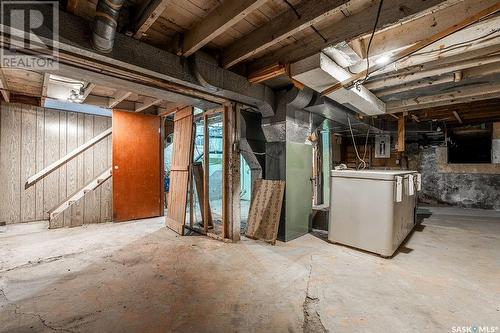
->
(408, 146), (500, 210)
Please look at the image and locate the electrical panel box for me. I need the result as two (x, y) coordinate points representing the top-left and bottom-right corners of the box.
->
(375, 134), (391, 158)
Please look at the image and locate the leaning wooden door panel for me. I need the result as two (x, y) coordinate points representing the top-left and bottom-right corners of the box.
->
(166, 106), (193, 235)
(112, 110), (162, 222)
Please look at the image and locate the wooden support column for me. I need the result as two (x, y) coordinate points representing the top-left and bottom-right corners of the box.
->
(203, 112), (209, 233)
(397, 115), (405, 152)
(493, 122), (500, 164)
(222, 103), (241, 241)
(189, 122), (195, 227)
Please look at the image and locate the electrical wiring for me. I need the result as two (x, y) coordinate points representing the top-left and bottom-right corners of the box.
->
(240, 149), (266, 155)
(347, 116), (367, 170)
(360, 0), (385, 84)
(362, 26), (499, 81)
(404, 30), (500, 58)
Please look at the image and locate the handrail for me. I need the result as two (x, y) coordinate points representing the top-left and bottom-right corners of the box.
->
(48, 168), (112, 221)
(25, 128), (112, 189)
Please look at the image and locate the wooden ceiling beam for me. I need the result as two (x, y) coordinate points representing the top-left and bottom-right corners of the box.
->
(222, 0), (350, 69)
(350, 0), (499, 59)
(375, 55), (500, 91)
(387, 83), (500, 113)
(375, 76), (454, 98)
(108, 90), (132, 108)
(183, 0), (268, 57)
(133, 0), (170, 39)
(374, 61), (500, 98)
(248, 0), (448, 74)
(135, 96), (161, 112)
(248, 63), (288, 84)
(320, 2), (500, 96)
(452, 111), (463, 124)
(0, 68), (10, 103)
(80, 83), (96, 103)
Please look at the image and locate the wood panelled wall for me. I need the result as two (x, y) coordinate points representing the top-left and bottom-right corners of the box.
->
(0, 102), (112, 227)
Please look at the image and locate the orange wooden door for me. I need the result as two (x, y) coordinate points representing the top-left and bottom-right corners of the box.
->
(112, 110), (163, 222)
(166, 106), (193, 234)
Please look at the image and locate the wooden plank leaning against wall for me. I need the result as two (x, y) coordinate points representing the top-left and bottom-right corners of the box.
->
(0, 102), (112, 226)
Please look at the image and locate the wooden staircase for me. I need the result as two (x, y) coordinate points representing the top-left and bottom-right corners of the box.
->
(48, 168), (112, 221)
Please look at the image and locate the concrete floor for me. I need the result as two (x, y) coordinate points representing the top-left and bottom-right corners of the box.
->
(0, 206), (499, 332)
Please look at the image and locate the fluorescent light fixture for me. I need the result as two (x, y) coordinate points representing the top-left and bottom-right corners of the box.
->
(375, 55), (391, 65)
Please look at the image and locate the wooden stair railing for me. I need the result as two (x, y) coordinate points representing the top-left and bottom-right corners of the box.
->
(25, 128), (112, 189)
(48, 168), (112, 221)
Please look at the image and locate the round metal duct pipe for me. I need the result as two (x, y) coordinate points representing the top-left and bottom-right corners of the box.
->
(91, 0), (125, 53)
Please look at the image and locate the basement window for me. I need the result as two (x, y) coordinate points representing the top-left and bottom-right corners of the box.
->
(447, 126), (492, 164)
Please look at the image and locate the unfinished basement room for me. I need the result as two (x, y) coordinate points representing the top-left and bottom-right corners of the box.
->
(0, 0), (499, 332)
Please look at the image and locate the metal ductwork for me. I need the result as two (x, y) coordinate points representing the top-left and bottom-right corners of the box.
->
(91, 0), (125, 53)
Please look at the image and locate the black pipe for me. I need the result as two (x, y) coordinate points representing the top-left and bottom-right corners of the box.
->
(91, 0), (125, 53)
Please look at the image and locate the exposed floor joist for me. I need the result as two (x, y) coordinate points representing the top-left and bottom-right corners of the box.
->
(108, 90), (132, 108)
(366, 55), (500, 90)
(350, 0), (499, 59)
(349, 14), (500, 75)
(80, 83), (96, 103)
(320, 2), (500, 96)
(248, 0), (448, 72)
(183, 0), (268, 57)
(387, 83), (500, 112)
(452, 110), (463, 124)
(222, 0), (350, 68)
(133, 0), (170, 39)
(135, 96), (161, 112)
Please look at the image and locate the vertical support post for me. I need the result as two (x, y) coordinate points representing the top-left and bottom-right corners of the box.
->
(222, 103), (241, 241)
(397, 115), (405, 153)
(203, 113), (209, 233)
(189, 123), (195, 227)
(160, 117), (165, 214)
(493, 122), (500, 163)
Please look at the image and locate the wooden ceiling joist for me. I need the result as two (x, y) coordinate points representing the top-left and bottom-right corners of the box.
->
(387, 99), (500, 124)
(373, 59), (500, 97)
(375, 76), (455, 98)
(452, 111), (463, 124)
(133, 0), (170, 39)
(248, 0), (448, 74)
(320, 2), (500, 96)
(375, 56), (500, 90)
(0, 68), (10, 103)
(350, 0), (500, 59)
(248, 63), (288, 84)
(135, 96), (161, 112)
(387, 83), (500, 113)
(222, 0), (350, 69)
(80, 83), (96, 103)
(108, 90), (132, 108)
(183, 0), (268, 57)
